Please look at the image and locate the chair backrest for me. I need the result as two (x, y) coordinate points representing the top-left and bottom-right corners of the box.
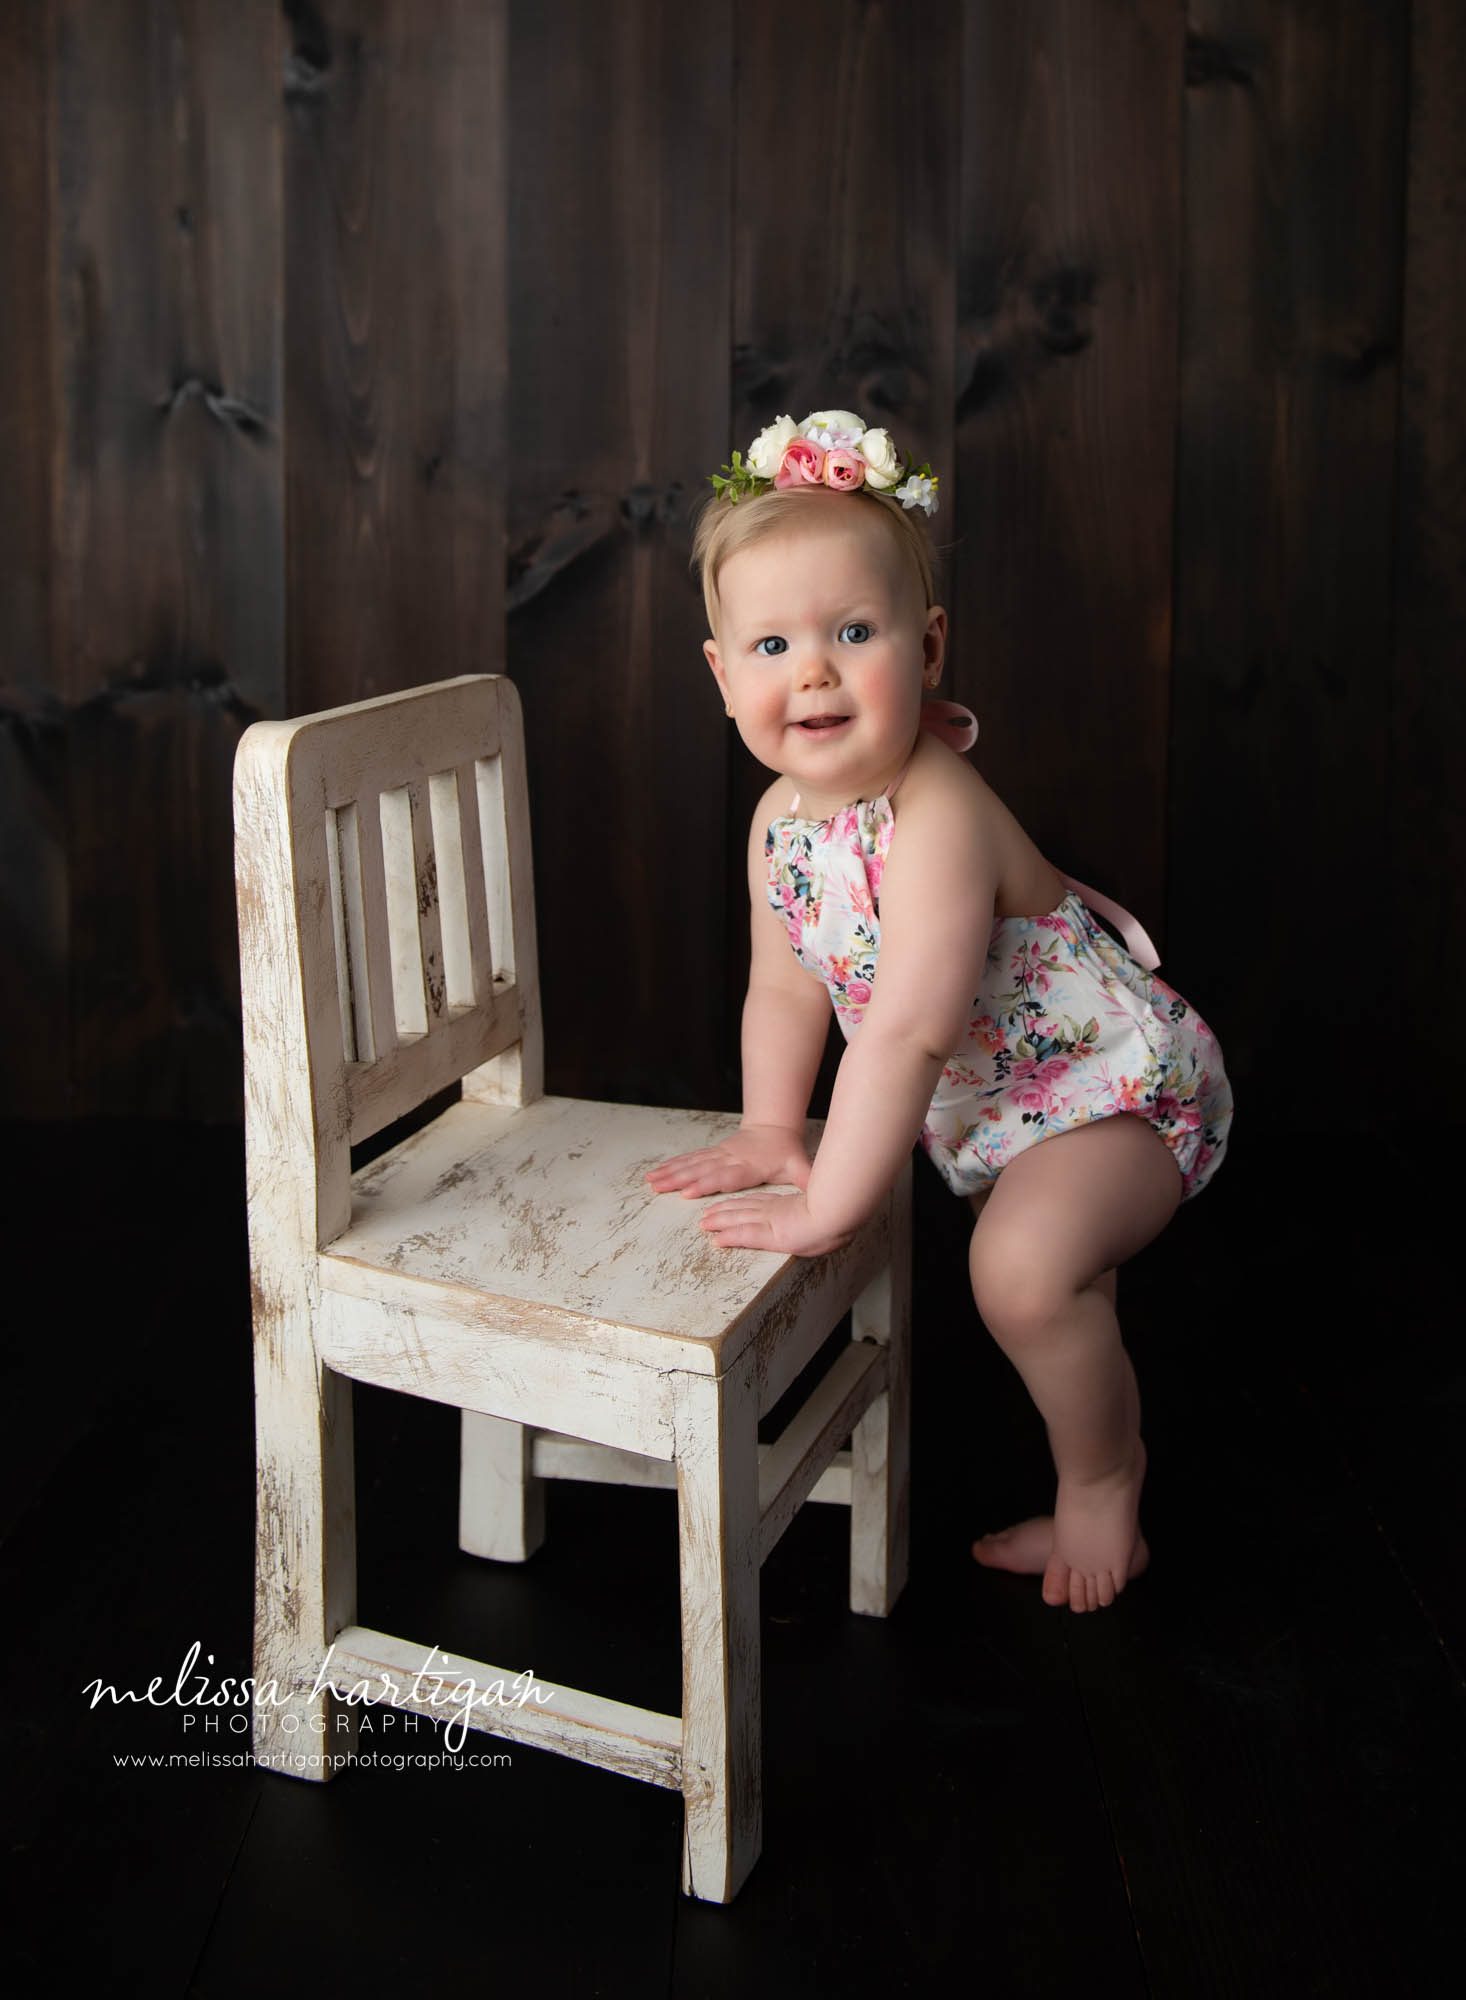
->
(233, 674), (542, 1246)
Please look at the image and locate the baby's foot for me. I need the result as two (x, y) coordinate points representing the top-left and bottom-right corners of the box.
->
(972, 1441), (1149, 1612)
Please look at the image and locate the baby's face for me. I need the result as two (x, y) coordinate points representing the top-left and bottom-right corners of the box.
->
(704, 497), (943, 813)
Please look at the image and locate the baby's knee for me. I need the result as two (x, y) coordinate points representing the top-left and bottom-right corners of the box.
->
(968, 1230), (1067, 1339)
(968, 1223), (1110, 1341)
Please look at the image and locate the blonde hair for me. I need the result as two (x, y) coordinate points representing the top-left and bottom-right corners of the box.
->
(690, 484), (940, 636)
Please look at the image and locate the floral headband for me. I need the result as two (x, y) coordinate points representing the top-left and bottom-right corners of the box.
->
(707, 408), (939, 515)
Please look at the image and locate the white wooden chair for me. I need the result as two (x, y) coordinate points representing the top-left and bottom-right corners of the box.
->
(232, 673), (911, 1903)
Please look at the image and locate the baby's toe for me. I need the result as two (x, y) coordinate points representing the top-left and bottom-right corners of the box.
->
(1041, 1558), (1070, 1608)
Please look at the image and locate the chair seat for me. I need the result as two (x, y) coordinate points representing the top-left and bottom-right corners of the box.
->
(320, 1094), (822, 1368)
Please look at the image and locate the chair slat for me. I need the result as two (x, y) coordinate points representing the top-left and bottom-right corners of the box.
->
(475, 753), (515, 983)
(380, 786), (427, 1037)
(338, 796), (395, 1065)
(406, 777), (447, 1026)
(451, 759), (494, 1005)
(325, 806), (356, 1062)
(429, 768), (478, 1009)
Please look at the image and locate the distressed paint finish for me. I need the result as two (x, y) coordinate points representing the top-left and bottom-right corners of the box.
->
(674, 1344), (763, 1903)
(331, 1094), (825, 1356)
(235, 715), (357, 1773)
(755, 1340), (887, 1567)
(323, 1627), (683, 1789)
(526, 1432), (856, 1508)
(850, 1156), (913, 1616)
(233, 672), (911, 1900)
(314, 1284), (683, 1459)
(459, 1409), (546, 1563)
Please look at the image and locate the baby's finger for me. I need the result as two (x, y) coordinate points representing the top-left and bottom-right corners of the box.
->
(700, 1198), (763, 1229)
(645, 1152), (720, 1186)
(700, 1215), (772, 1251)
(664, 1170), (733, 1199)
(653, 1173), (737, 1204)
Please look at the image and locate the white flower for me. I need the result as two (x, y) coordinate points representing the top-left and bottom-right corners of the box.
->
(894, 472), (938, 515)
(803, 408), (867, 450)
(746, 413), (800, 478)
(857, 427), (901, 490)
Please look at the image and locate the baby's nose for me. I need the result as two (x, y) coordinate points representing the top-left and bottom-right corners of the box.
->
(795, 646), (839, 685)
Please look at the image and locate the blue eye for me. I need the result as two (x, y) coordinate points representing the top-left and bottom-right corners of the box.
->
(841, 621), (872, 643)
(754, 636), (788, 656)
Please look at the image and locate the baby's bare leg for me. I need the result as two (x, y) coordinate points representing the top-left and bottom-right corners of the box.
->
(965, 1115), (1182, 1611)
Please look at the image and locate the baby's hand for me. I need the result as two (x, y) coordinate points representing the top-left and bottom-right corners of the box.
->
(643, 1123), (811, 1200)
(698, 1190), (852, 1259)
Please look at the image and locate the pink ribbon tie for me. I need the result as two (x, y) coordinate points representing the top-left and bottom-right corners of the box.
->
(1057, 873), (1162, 972)
(916, 697), (980, 753)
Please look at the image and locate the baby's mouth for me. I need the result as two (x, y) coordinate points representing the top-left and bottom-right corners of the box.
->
(795, 715), (850, 731)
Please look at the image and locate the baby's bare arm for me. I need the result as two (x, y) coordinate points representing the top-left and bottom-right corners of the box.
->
(645, 788), (830, 1197)
(740, 809), (833, 1134)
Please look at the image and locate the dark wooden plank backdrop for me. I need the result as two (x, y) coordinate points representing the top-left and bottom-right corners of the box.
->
(1391, 0), (1465, 1151)
(958, 1), (1182, 937)
(0, 0), (65, 1110)
(507, 0), (730, 1111)
(285, 0), (505, 714)
(1, 0), (1460, 1131)
(1173, 0), (1410, 1103)
(59, 1), (284, 1117)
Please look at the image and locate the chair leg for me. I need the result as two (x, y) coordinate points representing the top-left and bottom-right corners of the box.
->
(458, 1410), (546, 1560)
(849, 1159), (913, 1616)
(252, 1343), (358, 1779)
(672, 1348), (763, 1903)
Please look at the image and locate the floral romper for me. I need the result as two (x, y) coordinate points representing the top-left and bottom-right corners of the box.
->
(764, 724), (1234, 1204)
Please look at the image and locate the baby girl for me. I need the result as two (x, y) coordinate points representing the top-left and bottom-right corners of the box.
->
(645, 409), (1233, 1613)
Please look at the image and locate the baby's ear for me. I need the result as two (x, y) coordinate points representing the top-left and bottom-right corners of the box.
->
(702, 638), (728, 696)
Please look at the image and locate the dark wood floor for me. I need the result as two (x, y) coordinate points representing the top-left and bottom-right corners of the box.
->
(4, 1114), (1461, 1996)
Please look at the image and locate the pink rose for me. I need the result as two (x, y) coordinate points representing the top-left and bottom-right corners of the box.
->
(845, 979), (872, 1006)
(1008, 1082), (1050, 1115)
(775, 438), (826, 487)
(823, 446), (867, 491)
